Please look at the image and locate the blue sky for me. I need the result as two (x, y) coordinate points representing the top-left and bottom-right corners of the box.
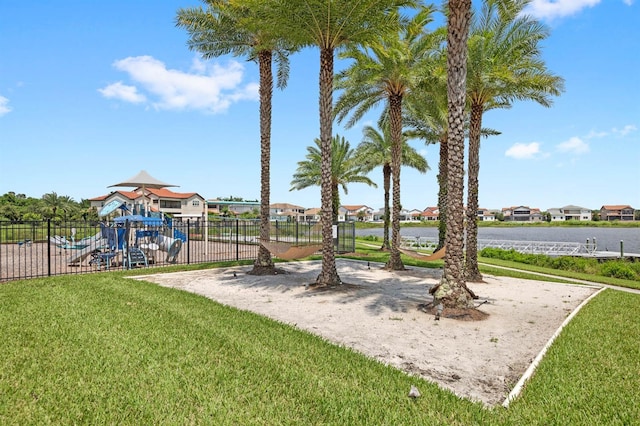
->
(1, 0), (638, 212)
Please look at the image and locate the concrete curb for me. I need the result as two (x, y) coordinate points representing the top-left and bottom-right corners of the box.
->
(502, 286), (606, 407)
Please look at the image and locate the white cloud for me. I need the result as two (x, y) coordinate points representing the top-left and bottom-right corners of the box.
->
(505, 142), (543, 159)
(190, 57), (207, 74)
(612, 124), (637, 137)
(622, 0), (633, 5)
(0, 95), (11, 116)
(584, 124), (637, 139)
(98, 81), (147, 103)
(523, 0), (601, 20)
(585, 129), (608, 139)
(556, 136), (590, 154)
(100, 55), (258, 114)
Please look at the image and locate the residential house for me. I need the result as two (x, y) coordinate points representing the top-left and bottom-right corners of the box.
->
(270, 203), (306, 221)
(207, 199), (260, 216)
(90, 191), (140, 215)
(477, 208), (496, 222)
(502, 206), (543, 222)
(600, 205), (636, 221)
(372, 208), (386, 222)
(147, 188), (206, 221)
(339, 205), (374, 222)
(301, 208), (322, 222)
(400, 208), (422, 221)
(420, 206), (440, 221)
(548, 205), (592, 221)
(90, 188), (206, 221)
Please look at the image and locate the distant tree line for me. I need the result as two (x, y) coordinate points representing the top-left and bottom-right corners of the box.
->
(0, 192), (99, 222)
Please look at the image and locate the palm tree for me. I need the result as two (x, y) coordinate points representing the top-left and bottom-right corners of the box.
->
(403, 58), (449, 250)
(176, 0), (293, 275)
(41, 192), (73, 221)
(334, 5), (437, 270)
(254, 0), (414, 286)
(404, 64), (499, 252)
(463, 0), (565, 282)
(354, 123), (429, 250)
(290, 135), (377, 221)
(430, 0), (476, 310)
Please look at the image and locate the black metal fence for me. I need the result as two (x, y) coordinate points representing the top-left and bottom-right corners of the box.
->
(0, 219), (355, 283)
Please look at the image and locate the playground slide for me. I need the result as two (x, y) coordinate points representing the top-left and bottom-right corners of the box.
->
(157, 234), (183, 263)
(67, 233), (106, 265)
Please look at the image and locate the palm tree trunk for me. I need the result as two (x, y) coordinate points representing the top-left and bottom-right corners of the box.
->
(432, 0), (475, 309)
(252, 50), (276, 273)
(385, 94), (405, 270)
(316, 47), (341, 286)
(437, 134), (448, 251)
(381, 163), (391, 251)
(464, 102), (483, 282)
(332, 183), (340, 223)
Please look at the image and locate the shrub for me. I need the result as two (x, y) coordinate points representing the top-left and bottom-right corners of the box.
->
(479, 247), (640, 281)
(550, 256), (594, 274)
(600, 262), (638, 280)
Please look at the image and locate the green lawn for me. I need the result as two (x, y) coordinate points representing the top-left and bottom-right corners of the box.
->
(1, 257), (639, 424)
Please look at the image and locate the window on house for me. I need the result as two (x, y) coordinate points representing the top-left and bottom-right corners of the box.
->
(160, 200), (181, 209)
(192, 200), (200, 207)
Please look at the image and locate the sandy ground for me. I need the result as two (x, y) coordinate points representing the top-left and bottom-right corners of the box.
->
(132, 259), (599, 406)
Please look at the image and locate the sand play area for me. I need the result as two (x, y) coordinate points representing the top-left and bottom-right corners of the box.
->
(133, 259), (600, 406)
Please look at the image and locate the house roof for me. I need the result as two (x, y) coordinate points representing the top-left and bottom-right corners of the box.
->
(145, 187), (202, 200)
(560, 205), (589, 210)
(420, 206), (439, 217)
(207, 199), (259, 206)
(341, 205), (372, 212)
(602, 205), (632, 210)
(89, 190), (143, 202)
(270, 203), (305, 210)
(91, 189), (201, 202)
(502, 206), (541, 212)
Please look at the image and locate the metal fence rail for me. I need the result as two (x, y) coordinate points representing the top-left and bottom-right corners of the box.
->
(476, 239), (584, 255)
(0, 219), (355, 283)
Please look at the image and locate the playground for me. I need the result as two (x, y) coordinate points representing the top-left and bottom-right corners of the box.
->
(0, 236), (257, 282)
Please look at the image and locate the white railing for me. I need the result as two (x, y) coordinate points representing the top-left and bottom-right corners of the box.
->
(401, 236), (596, 256)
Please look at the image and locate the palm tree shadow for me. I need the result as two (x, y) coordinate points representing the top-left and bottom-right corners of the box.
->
(289, 259), (443, 316)
(146, 259), (444, 317)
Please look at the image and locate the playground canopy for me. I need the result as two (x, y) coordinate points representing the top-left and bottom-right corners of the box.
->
(108, 170), (178, 217)
(109, 170), (178, 190)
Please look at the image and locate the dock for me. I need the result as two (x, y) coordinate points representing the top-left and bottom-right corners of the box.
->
(401, 236), (640, 260)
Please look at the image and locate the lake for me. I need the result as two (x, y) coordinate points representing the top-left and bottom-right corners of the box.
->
(355, 226), (640, 254)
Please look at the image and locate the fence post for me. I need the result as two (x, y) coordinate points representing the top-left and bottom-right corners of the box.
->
(204, 216), (209, 258)
(47, 219), (52, 277)
(187, 220), (191, 264)
(235, 219), (239, 260)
